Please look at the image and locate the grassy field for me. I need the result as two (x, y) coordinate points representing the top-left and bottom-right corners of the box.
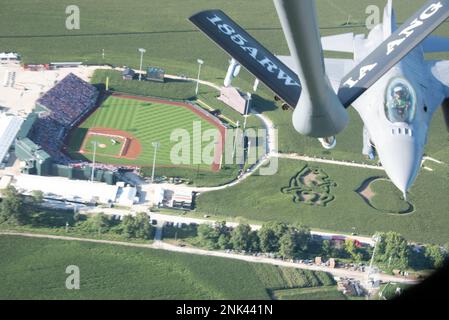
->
(369, 179), (412, 213)
(91, 69), (196, 100)
(273, 286), (347, 300)
(2, 0), (448, 161)
(196, 159), (449, 244)
(0, 235), (339, 300)
(2, 0), (449, 241)
(67, 95), (218, 170)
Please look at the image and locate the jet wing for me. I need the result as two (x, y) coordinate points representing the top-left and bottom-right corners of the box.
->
(429, 60), (449, 97)
(321, 33), (355, 53)
(277, 55), (355, 93)
(189, 10), (302, 107)
(423, 35), (449, 52)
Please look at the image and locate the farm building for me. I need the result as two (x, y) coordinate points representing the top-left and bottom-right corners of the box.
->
(122, 67), (135, 80)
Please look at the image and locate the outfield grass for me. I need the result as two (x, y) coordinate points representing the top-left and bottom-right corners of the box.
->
(91, 69), (196, 100)
(67, 95), (218, 169)
(196, 159), (449, 244)
(0, 235), (338, 299)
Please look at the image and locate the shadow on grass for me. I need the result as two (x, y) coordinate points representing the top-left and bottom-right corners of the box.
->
(251, 94), (278, 114)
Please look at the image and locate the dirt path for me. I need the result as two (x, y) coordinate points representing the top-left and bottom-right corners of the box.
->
(0, 231), (416, 285)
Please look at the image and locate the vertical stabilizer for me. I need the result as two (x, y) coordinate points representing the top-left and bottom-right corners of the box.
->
(383, 0), (397, 37)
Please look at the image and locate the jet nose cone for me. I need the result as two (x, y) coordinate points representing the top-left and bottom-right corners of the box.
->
(378, 140), (422, 195)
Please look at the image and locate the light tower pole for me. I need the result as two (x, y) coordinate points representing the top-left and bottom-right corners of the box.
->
(151, 141), (160, 183)
(195, 59), (204, 95)
(91, 141), (97, 182)
(138, 48), (146, 81)
(243, 92), (251, 130)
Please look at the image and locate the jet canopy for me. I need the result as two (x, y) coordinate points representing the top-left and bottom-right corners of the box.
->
(384, 78), (416, 124)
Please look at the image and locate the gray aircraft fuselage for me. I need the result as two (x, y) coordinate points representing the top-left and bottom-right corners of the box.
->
(351, 22), (445, 196)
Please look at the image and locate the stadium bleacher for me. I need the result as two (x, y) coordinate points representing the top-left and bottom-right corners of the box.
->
(36, 73), (98, 126)
(29, 73), (99, 164)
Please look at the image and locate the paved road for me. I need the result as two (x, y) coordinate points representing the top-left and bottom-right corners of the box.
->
(276, 153), (384, 171)
(0, 231), (415, 285)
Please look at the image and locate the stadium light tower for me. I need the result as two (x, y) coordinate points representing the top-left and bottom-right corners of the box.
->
(138, 48), (146, 81)
(195, 59), (204, 95)
(151, 141), (160, 183)
(243, 92), (252, 130)
(90, 141), (97, 182)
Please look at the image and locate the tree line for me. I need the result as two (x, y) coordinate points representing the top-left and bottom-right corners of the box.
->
(196, 220), (449, 271)
(1, 185), (448, 270)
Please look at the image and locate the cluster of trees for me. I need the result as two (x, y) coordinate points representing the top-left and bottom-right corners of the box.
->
(121, 213), (153, 240)
(79, 212), (153, 240)
(197, 221), (312, 259)
(374, 232), (410, 270)
(197, 222), (449, 271)
(373, 232), (449, 271)
(424, 243), (449, 269)
(319, 238), (368, 263)
(0, 186), (26, 225)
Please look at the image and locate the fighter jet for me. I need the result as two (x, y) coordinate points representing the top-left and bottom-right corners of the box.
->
(189, 0), (449, 198)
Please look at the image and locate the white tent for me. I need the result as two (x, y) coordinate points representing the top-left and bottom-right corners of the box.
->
(14, 174), (119, 204)
(116, 186), (137, 206)
(0, 52), (20, 61)
(0, 113), (23, 162)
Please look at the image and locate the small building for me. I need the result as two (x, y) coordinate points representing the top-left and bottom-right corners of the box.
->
(0, 52), (20, 63)
(217, 87), (250, 115)
(15, 138), (53, 176)
(116, 185), (138, 206)
(0, 175), (13, 191)
(14, 174), (137, 206)
(146, 66), (165, 82)
(122, 67), (135, 80)
(49, 62), (82, 69)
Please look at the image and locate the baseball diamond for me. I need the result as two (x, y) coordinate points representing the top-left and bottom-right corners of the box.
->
(66, 93), (226, 171)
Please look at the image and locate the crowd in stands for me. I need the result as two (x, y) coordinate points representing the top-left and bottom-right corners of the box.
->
(29, 73), (99, 165)
(36, 73), (98, 126)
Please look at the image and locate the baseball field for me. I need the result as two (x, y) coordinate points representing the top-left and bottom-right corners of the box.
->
(66, 94), (225, 171)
